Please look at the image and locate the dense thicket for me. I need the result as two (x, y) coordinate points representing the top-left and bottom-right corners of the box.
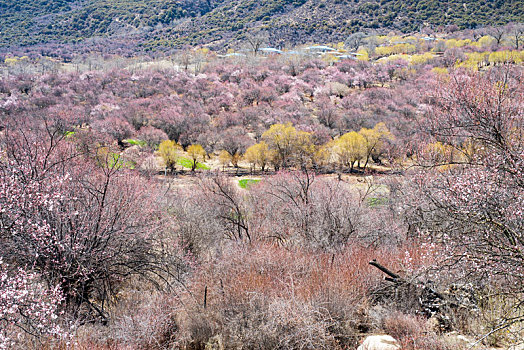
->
(0, 55), (427, 174)
(1, 34), (523, 348)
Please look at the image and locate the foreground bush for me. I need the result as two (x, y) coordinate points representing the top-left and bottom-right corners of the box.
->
(406, 67), (524, 342)
(0, 125), (191, 343)
(0, 259), (69, 349)
(175, 242), (414, 349)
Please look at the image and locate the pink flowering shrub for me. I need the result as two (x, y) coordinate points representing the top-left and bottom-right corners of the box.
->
(0, 128), (189, 323)
(404, 66), (524, 337)
(414, 68), (524, 283)
(0, 259), (69, 349)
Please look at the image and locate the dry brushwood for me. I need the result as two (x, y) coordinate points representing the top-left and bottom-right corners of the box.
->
(369, 260), (478, 331)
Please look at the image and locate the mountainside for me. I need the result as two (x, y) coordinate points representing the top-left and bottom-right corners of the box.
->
(0, 0), (217, 46)
(1, 0), (523, 49)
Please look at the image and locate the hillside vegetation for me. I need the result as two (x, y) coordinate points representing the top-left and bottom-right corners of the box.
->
(1, 0), (523, 48)
(1, 24), (524, 349)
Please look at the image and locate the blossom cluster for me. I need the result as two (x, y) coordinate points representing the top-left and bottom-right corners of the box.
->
(0, 259), (69, 349)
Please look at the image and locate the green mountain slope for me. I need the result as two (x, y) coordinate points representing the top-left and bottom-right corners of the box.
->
(0, 0), (217, 46)
(1, 0), (522, 48)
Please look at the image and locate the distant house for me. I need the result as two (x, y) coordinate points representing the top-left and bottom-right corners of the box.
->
(305, 45), (337, 53)
(259, 48), (283, 55)
(283, 50), (306, 56)
(336, 53), (361, 60)
(338, 51), (363, 58)
(218, 53), (247, 58)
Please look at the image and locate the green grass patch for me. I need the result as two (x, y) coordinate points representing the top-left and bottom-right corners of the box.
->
(239, 179), (261, 189)
(177, 157), (210, 170)
(367, 197), (388, 207)
(103, 152), (136, 170)
(123, 139), (147, 147)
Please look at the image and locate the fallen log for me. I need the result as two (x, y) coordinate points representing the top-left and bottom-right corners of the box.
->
(369, 259), (401, 280)
(369, 260), (446, 311)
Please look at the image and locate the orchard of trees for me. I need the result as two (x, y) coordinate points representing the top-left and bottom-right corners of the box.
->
(0, 26), (523, 349)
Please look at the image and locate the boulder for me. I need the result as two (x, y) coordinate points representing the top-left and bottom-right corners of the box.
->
(357, 335), (401, 350)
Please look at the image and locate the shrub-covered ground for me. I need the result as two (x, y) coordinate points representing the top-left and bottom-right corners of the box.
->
(0, 29), (523, 349)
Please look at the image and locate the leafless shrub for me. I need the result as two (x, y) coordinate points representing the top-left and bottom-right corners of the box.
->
(73, 288), (181, 350)
(249, 171), (361, 250)
(176, 242), (410, 349)
(381, 312), (458, 350)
